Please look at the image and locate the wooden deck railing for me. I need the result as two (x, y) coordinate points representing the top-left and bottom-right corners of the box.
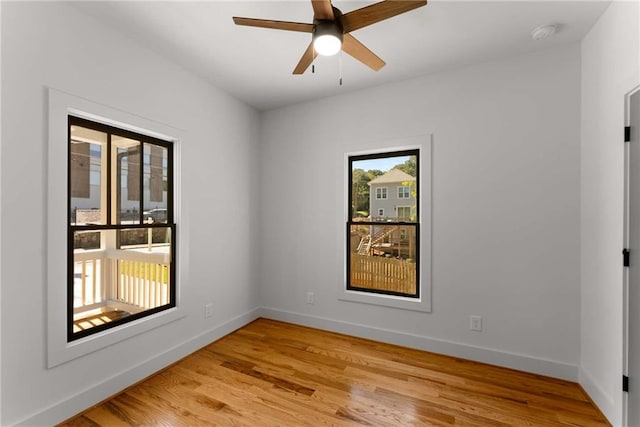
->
(350, 253), (416, 295)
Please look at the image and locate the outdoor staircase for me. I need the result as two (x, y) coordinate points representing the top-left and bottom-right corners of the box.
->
(371, 225), (400, 246)
(357, 225), (401, 256)
(357, 235), (372, 255)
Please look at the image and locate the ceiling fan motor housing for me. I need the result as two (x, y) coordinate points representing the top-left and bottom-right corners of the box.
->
(313, 20), (343, 42)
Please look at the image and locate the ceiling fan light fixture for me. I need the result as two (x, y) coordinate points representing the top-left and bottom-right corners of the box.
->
(313, 20), (343, 56)
(314, 34), (341, 56)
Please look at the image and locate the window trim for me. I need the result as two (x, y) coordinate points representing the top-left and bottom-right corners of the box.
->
(47, 88), (186, 367)
(338, 135), (432, 313)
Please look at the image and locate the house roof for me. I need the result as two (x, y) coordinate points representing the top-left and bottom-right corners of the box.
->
(368, 169), (416, 186)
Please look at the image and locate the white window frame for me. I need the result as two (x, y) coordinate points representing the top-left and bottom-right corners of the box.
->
(376, 187), (388, 199)
(47, 88), (186, 367)
(339, 134), (432, 313)
(378, 208), (385, 217)
(398, 185), (410, 199)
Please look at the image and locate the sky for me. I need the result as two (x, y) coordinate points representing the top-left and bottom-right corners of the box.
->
(352, 155), (410, 172)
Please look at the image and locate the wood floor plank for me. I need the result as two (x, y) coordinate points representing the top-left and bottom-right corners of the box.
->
(59, 318), (611, 427)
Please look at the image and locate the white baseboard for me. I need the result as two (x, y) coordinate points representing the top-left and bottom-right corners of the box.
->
(579, 367), (618, 426)
(261, 307), (579, 381)
(17, 308), (262, 427)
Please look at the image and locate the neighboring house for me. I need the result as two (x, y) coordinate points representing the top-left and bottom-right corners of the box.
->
(368, 168), (416, 221)
(363, 168), (417, 259)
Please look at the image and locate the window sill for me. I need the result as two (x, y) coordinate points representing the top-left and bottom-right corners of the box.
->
(339, 289), (431, 312)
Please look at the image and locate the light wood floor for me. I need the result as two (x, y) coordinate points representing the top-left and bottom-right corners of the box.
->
(60, 318), (610, 426)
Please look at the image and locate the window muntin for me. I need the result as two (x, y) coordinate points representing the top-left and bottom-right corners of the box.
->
(68, 116), (175, 341)
(347, 149), (419, 298)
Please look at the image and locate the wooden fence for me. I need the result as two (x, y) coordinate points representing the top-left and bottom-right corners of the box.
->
(350, 254), (416, 295)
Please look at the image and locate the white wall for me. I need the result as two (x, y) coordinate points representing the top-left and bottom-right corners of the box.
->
(580, 2), (640, 425)
(260, 44), (582, 379)
(1, 3), (260, 425)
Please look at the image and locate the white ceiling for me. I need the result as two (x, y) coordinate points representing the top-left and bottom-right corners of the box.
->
(73, 1), (610, 111)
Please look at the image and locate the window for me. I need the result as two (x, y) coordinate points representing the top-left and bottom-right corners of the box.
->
(348, 149), (419, 298)
(68, 116), (175, 341)
(398, 185), (410, 199)
(397, 206), (411, 220)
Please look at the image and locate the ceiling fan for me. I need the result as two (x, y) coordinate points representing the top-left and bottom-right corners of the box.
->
(233, 0), (427, 75)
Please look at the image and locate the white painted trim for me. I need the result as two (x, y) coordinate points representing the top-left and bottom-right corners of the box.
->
(0, 2), (4, 422)
(262, 307), (579, 381)
(339, 135), (432, 312)
(622, 83), (640, 427)
(17, 308), (262, 426)
(579, 367), (615, 425)
(376, 187), (388, 200)
(47, 88), (189, 367)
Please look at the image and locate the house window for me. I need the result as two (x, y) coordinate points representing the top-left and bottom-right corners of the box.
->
(398, 186), (410, 199)
(348, 149), (419, 298)
(397, 206), (411, 220)
(68, 116), (175, 341)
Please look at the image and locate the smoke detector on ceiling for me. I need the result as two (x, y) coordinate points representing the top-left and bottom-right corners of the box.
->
(531, 24), (557, 41)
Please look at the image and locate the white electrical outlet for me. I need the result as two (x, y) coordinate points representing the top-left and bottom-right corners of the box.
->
(306, 292), (315, 305)
(205, 303), (213, 318)
(469, 315), (482, 331)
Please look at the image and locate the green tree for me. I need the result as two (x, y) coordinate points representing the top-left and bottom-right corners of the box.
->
(393, 156), (417, 177)
(351, 168), (370, 217)
(351, 169), (385, 218)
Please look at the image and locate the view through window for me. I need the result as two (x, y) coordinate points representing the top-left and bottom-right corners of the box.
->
(68, 116), (176, 341)
(347, 149), (419, 298)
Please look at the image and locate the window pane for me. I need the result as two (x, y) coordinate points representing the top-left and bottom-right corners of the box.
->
(72, 227), (172, 335)
(112, 136), (141, 225)
(117, 227), (172, 310)
(119, 227), (171, 249)
(349, 224), (417, 296)
(350, 154), (417, 222)
(397, 206), (411, 220)
(70, 125), (107, 225)
(72, 230), (107, 333)
(143, 144), (169, 224)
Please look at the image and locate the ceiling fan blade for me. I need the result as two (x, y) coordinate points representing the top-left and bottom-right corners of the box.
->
(341, 0), (427, 33)
(293, 43), (318, 75)
(342, 33), (385, 71)
(311, 0), (334, 20)
(233, 17), (314, 33)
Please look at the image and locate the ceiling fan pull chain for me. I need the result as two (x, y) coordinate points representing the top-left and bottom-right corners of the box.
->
(339, 51), (343, 86)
